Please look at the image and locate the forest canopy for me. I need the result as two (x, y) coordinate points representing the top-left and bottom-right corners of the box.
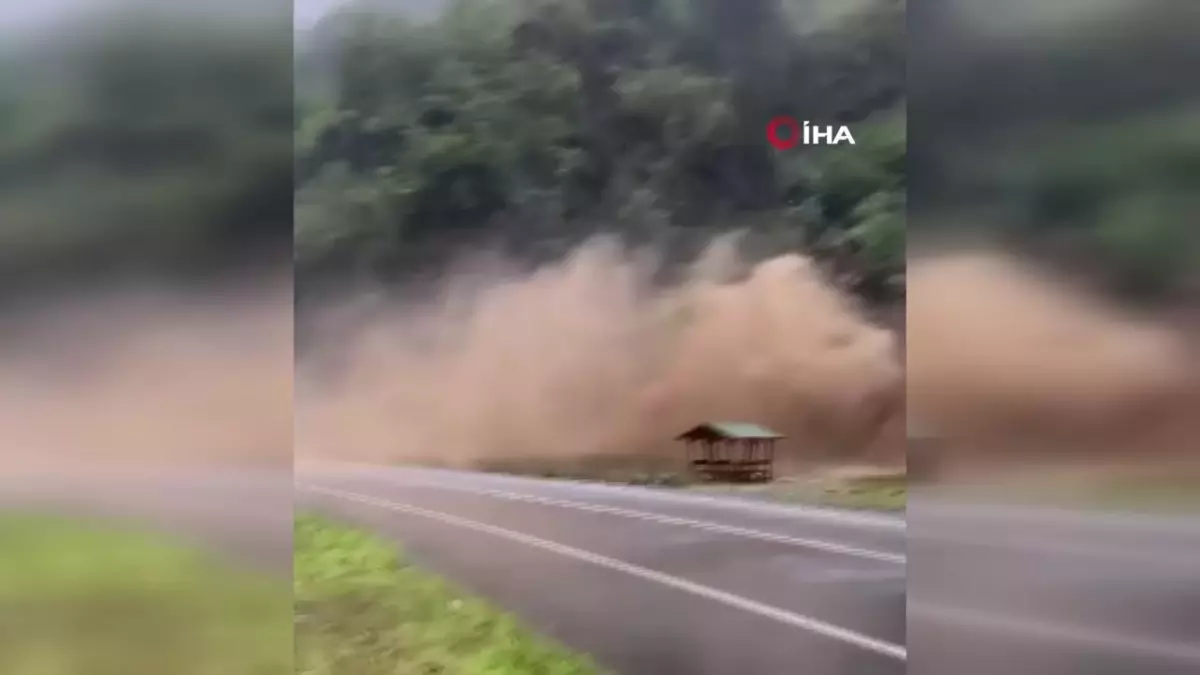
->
(0, 0), (1193, 305)
(294, 0), (908, 303)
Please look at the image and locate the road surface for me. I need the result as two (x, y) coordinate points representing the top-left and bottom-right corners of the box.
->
(908, 493), (1200, 675)
(298, 465), (1200, 675)
(298, 464), (908, 675)
(5, 465), (1198, 675)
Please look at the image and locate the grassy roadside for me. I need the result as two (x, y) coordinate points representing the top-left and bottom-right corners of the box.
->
(294, 514), (604, 675)
(1078, 476), (1200, 513)
(470, 455), (907, 511)
(686, 473), (908, 512)
(0, 514), (291, 675)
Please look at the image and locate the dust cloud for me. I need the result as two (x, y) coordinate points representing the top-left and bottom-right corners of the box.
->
(4, 243), (1187, 476)
(296, 236), (905, 468)
(0, 279), (293, 473)
(908, 252), (1198, 461)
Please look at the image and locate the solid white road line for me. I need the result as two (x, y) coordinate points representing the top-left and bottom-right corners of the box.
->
(375, 478), (906, 565)
(910, 602), (1200, 665)
(299, 483), (908, 662)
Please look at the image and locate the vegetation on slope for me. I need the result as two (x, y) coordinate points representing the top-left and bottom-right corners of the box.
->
(295, 513), (603, 675)
(0, 514), (291, 675)
(294, 0), (907, 304)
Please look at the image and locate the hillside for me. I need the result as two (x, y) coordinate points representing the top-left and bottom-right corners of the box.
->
(294, 0), (907, 305)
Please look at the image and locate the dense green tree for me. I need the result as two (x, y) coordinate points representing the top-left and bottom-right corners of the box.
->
(295, 0), (908, 303)
(909, 0), (1200, 302)
(0, 6), (293, 293)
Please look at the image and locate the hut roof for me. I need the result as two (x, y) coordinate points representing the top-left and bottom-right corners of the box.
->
(675, 422), (785, 441)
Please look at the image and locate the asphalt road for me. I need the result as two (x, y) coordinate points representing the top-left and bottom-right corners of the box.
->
(5, 466), (1198, 675)
(908, 494), (1200, 675)
(298, 465), (909, 675)
(298, 465), (1200, 675)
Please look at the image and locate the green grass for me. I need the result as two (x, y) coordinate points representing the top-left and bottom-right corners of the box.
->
(1081, 477), (1200, 513)
(0, 514), (291, 675)
(941, 470), (1200, 515)
(688, 473), (908, 512)
(294, 514), (603, 675)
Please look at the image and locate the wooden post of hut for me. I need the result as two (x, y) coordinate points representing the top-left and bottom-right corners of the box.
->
(675, 422), (784, 483)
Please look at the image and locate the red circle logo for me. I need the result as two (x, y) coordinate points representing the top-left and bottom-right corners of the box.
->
(766, 116), (800, 150)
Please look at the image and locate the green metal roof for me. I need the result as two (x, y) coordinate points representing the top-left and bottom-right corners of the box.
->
(676, 421), (785, 440)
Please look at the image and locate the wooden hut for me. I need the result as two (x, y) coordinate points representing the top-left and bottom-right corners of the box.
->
(676, 422), (783, 483)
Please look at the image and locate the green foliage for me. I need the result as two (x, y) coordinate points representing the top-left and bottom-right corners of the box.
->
(0, 515), (291, 675)
(980, 111), (1200, 300)
(294, 514), (602, 675)
(907, 0), (1200, 301)
(848, 192), (905, 270)
(296, 0), (907, 300)
(0, 8), (292, 290)
(1095, 194), (1198, 299)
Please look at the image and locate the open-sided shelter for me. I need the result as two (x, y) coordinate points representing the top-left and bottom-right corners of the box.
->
(676, 422), (783, 483)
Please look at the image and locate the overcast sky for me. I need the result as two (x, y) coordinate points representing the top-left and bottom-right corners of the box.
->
(0, 0), (351, 32)
(294, 0), (347, 29)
